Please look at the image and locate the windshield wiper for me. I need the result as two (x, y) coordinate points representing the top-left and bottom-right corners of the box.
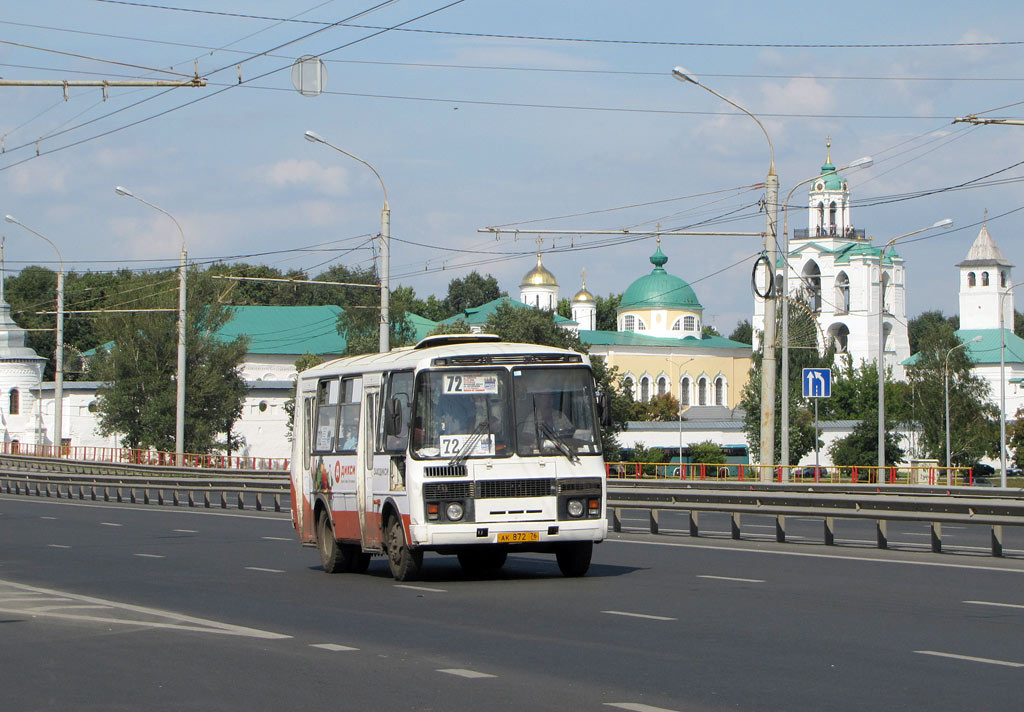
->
(540, 422), (580, 464)
(449, 420), (489, 467)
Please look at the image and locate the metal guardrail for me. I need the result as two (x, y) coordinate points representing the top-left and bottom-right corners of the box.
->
(608, 481), (1024, 557)
(0, 454), (289, 512)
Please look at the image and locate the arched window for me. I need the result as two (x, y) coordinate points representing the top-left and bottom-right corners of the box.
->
(680, 377), (690, 406)
(697, 378), (707, 406)
(817, 202), (824, 233)
(982, 271), (990, 287)
(829, 202), (837, 232)
(623, 376), (636, 401)
(9, 388), (19, 415)
(684, 315), (696, 331)
(657, 376), (668, 397)
(835, 271), (851, 314)
(636, 318), (647, 331)
(622, 314), (635, 331)
(1002, 271), (1008, 288)
(671, 318), (682, 331)
(715, 377), (725, 406)
(640, 377), (650, 403)
(968, 272), (976, 287)
(802, 261), (822, 312)
(881, 272), (891, 313)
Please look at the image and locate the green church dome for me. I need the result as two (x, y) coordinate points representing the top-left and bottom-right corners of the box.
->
(619, 243), (702, 311)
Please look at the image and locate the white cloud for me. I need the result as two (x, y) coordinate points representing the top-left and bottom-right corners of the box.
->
(5, 159), (72, 196)
(264, 159), (349, 196)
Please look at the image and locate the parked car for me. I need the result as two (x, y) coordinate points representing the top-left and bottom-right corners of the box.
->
(970, 463), (995, 486)
(796, 466), (828, 479)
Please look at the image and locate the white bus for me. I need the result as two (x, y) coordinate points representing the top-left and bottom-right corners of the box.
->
(290, 334), (608, 580)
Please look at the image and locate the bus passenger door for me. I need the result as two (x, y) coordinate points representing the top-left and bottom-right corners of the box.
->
(294, 395), (316, 544)
(357, 384), (383, 550)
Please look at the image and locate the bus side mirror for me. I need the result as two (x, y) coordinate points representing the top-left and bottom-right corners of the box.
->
(598, 393), (612, 427)
(384, 397), (403, 437)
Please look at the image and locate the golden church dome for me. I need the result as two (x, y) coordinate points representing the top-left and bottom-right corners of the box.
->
(521, 253), (558, 288)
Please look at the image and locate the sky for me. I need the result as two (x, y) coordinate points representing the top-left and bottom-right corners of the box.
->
(2, 0), (1024, 337)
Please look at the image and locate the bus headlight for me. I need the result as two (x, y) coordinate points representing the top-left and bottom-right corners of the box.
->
(446, 502), (465, 521)
(567, 499), (584, 518)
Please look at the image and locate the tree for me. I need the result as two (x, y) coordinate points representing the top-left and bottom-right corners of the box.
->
(907, 310), (958, 355)
(740, 295), (832, 464)
(442, 271), (504, 317)
(284, 352), (327, 440)
(905, 321), (998, 465)
(636, 392), (680, 422)
(729, 319), (753, 345)
(332, 266), (417, 356)
(701, 324), (721, 338)
(89, 270), (249, 453)
(689, 440), (726, 465)
(829, 416), (904, 468)
(1007, 407), (1024, 468)
(595, 294), (621, 331)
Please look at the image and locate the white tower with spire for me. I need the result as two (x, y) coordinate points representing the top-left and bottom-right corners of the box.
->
(519, 241), (559, 311)
(571, 270), (596, 331)
(958, 219), (1014, 330)
(0, 241), (47, 446)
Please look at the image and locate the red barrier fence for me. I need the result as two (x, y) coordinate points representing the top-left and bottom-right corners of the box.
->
(604, 462), (979, 486)
(0, 441), (289, 472)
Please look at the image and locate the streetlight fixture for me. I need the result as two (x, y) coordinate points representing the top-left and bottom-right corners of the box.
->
(114, 186), (187, 463)
(304, 130), (391, 353)
(778, 155), (872, 477)
(876, 219), (953, 480)
(945, 334), (984, 484)
(672, 66), (778, 480)
(4, 215), (64, 454)
(998, 283), (1023, 488)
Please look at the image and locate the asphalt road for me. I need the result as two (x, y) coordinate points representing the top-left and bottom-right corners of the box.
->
(2, 494), (1023, 711)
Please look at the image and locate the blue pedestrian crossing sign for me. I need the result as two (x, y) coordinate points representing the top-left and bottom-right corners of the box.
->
(802, 368), (831, 398)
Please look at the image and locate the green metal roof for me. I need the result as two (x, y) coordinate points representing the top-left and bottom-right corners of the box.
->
(818, 161), (845, 191)
(217, 305), (346, 354)
(438, 297), (577, 327)
(902, 328), (1024, 366)
(580, 329), (749, 350)
(619, 245), (702, 311)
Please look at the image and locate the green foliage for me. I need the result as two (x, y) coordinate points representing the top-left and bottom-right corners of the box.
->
(689, 440), (726, 464)
(1008, 407), (1024, 468)
(89, 270), (248, 453)
(701, 324), (721, 337)
(442, 271), (504, 317)
(595, 294), (621, 332)
(634, 392), (680, 422)
(484, 302), (584, 351)
(729, 319), (753, 345)
(828, 416), (904, 467)
(905, 321), (998, 465)
(907, 310), (958, 355)
(284, 353), (327, 440)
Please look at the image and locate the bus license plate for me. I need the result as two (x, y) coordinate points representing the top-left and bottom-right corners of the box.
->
(497, 532), (539, 543)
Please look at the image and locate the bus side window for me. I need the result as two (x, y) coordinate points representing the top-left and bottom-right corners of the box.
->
(303, 396), (314, 467)
(337, 377), (362, 453)
(382, 371), (413, 452)
(313, 379), (340, 453)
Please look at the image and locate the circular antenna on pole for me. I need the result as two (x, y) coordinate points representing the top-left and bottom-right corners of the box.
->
(291, 55), (327, 97)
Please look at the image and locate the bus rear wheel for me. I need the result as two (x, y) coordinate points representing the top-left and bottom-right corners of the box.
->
(385, 515), (422, 581)
(555, 541), (593, 577)
(317, 510), (345, 574)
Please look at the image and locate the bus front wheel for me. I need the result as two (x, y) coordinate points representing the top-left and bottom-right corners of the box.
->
(385, 515), (422, 581)
(555, 541), (593, 577)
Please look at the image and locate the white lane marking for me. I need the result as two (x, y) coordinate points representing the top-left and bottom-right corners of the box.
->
(47, 544), (70, 549)
(41, 516), (57, 520)
(608, 538), (1024, 574)
(174, 529), (198, 533)
(0, 578), (290, 639)
(26, 604), (111, 612)
(395, 584), (447, 593)
(134, 554), (165, 559)
(698, 574), (765, 583)
(100, 522), (122, 527)
(915, 650), (1024, 668)
(965, 600), (1024, 610)
(602, 610), (676, 621)
(0, 596), (72, 603)
(0, 494), (291, 521)
(261, 536), (292, 541)
(311, 643), (359, 651)
(245, 567), (284, 573)
(437, 668), (496, 679)
(605, 703), (681, 712)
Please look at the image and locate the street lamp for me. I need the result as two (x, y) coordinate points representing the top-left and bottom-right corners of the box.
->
(778, 155), (872, 476)
(304, 130), (391, 353)
(665, 356), (695, 471)
(998, 283), (1023, 488)
(4, 215), (64, 454)
(877, 219), (953, 479)
(114, 186), (187, 463)
(945, 335), (984, 484)
(672, 66), (778, 479)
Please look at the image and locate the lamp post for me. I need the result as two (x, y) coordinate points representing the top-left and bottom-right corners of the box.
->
(876, 219), (953, 479)
(114, 187), (187, 463)
(945, 335), (984, 484)
(672, 66), (777, 480)
(4, 215), (64, 454)
(304, 130), (390, 353)
(998, 284), (1023, 488)
(778, 155), (872, 476)
(666, 355), (695, 470)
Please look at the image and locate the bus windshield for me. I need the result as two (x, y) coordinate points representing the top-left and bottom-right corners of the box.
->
(513, 367), (601, 459)
(411, 370), (512, 459)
